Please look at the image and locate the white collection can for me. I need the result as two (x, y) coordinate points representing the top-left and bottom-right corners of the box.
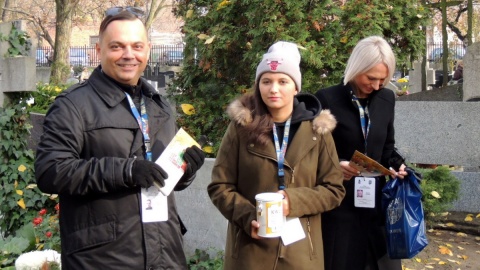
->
(255, 192), (285, 238)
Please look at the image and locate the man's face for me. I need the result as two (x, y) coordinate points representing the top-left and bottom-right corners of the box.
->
(96, 19), (150, 85)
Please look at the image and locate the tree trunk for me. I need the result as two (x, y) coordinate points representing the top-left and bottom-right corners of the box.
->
(1, 0), (10, 21)
(442, 0), (449, 87)
(467, 0), (472, 46)
(50, 0), (79, 84)
(145, 0), (170, 32)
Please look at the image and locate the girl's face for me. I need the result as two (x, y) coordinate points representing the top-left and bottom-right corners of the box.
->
(259, 72), (297, 122)
(353, 63), (388, 98)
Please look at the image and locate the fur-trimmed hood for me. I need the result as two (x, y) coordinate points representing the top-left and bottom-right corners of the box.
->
(227, 93), (337, 135)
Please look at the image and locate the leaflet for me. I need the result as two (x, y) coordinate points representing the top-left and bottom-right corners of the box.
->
(349, 150), (394, 177)
(154, 128), (201, 196)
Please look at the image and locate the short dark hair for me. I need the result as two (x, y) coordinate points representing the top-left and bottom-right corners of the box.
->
(99, 11), (140, 38)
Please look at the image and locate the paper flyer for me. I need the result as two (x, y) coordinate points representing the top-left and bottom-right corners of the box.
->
(154, 128), (201, 196)
(349, 150), (394, 177)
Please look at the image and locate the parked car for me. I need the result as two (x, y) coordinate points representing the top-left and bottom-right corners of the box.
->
(69, 48), (89, 66)
(428, 48), (465, 62)
(165, 50), (183, 66)
(36, 49), (48, 66)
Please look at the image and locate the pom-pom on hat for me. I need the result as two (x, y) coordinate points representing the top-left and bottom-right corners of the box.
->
(255, 41), (302, 92)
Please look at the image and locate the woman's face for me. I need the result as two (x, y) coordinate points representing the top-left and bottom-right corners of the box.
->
(353, 63), (388, 98)
(259, 72), (298, 122)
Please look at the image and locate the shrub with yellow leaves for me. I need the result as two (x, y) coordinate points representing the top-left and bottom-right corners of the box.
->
(414, 166), (460, 225)
(26, 83), (69, 114)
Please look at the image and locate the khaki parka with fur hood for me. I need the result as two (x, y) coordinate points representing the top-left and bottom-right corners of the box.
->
(208, 93), (345, 270)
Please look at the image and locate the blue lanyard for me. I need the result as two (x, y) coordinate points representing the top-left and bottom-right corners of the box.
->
(351, 91), (370, 153)
(272, 117), (291, 190)
(125, 93), (152, 161)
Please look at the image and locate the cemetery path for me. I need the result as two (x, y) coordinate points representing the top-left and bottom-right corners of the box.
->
(401, 211), (480, 270)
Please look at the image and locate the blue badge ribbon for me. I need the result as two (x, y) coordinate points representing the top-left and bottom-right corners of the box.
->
(125, 93), (152, 161)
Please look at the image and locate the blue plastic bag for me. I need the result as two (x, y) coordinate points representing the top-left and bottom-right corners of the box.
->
(382, 168), (429, 259)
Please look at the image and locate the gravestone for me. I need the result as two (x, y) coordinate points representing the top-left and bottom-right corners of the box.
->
(0, 20), (36, 107)
(462, 42), (480, 101)
(407, 61), (435, 94)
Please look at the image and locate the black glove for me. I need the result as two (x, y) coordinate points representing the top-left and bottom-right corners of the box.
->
(130, 160), (168, 188)
(183, 145), (205, 177)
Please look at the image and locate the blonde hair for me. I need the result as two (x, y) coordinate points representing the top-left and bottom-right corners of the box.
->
(343, 36), (396, 85)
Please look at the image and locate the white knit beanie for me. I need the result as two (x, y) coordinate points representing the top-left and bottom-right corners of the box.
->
(255, 41), (302, 91)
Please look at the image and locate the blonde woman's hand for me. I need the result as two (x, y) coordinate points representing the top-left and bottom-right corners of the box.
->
(389, 164), (408, 179)
(340, 161), (360, 180)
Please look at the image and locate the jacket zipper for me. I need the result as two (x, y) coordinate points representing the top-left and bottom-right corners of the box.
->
(291, 168), (295, 184)
(248, 151), (295, 186)
(307, 218), (314, 253)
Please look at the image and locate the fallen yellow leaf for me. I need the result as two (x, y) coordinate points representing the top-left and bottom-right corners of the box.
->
(440, 212), (449, 216)
(180, 104), (195, 115)
(458, 254), (468, 260)
(205, 35), (216, 45)
(432, 258), (441, 261)
(26, 184), (37, 189)
(446, 222), (455, 227)
(15, 189), (23, 195)
(465, 215), (473, 222)
(438, 261), (446, 264)
(197, 33), (209, 40)
(447, 258), (459, 264)
(456, 232), (467, 237)
(457, 246), (465, 250)
(431, 190), (441, 198)
(439, 246), (453, 256)
(425, 266), (434, 269)
(17, 199), (26, 209)
(18, 164), (26, 172)
(446, 243), (453, 247)
(476, 213), (480, 218)
(186, 9), (194, 19)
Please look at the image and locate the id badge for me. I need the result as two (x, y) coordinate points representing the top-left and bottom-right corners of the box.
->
(141, 187), (168, 223)
(354, 177), (375, 208)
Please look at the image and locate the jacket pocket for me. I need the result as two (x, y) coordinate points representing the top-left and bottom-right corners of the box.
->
(64, 218), (116, 255)
(306, 217), (317, 259)
(231, 226), (242, 259)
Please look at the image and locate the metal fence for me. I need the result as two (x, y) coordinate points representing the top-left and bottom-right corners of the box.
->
(37, 42), (465, 67)
(36, 44), (185, 67)
(426, 41), (466, 62)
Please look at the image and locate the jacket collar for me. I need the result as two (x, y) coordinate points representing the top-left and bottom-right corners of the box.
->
(227, 93), (337, 135)
(88, 66), (158, 108)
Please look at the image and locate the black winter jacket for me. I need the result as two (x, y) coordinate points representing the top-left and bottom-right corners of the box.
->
(315, 81), (401, 270)
(35, 66), (190, 270)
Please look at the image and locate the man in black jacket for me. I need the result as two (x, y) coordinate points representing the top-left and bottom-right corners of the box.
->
(35, 8), (205, 269)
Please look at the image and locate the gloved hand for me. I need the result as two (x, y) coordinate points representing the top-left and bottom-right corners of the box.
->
(183, 145), (205, 178)
(130, 160), (168, 188)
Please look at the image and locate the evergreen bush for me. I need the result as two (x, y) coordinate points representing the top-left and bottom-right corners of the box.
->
(170, 0), (428, 156)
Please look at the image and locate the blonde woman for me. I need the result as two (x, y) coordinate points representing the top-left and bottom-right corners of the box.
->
(315, 36), (407, 270)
